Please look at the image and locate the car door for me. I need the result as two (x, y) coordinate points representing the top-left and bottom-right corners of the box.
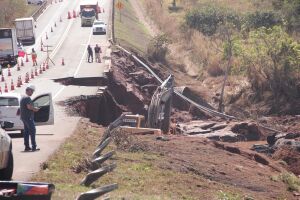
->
(32, 93), (54, 126)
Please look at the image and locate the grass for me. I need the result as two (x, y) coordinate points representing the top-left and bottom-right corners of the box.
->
(217, 190), (243, 200)
(270, 172), (300, 192)
(114, 0), (152, 55)
(30, 120), (213, 199)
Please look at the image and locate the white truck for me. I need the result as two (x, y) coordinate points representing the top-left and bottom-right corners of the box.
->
(14, 17), (36, 45)
(0, 28), (18, 66)
(80, 0), (100, 27)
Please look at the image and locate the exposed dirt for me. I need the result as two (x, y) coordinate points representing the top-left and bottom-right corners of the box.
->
(113, 132), (296, 199)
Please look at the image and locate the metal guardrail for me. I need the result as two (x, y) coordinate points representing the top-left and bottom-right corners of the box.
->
(31, 0), (49, 21)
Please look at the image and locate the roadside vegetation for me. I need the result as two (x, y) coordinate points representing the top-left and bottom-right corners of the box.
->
(0, 0), (40, 27)
(114, 0), (152, 55)
(138, 0), (300, 115)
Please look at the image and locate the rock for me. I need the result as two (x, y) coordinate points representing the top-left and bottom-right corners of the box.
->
(231, 122), (264, 141)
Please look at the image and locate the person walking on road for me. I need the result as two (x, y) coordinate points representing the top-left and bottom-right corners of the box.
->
(31, 48), (38, 66)
(20, 85), (40, 152)
(87, 45), (93, 63)
(94, 44), (102, 63)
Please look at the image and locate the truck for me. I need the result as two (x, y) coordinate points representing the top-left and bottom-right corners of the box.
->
(14, 17), (35, 45)
(80, 0), (100, 27)
(0, 28), (18, 66)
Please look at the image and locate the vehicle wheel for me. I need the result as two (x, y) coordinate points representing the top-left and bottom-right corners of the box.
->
(0, 151), (14, 180)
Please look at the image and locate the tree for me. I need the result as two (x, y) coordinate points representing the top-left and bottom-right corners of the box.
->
(236, 26), (300, 105)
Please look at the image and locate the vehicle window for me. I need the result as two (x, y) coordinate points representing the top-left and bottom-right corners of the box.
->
(82, 10), (95, 18)
(94, 22), (104, 25)
(33, 95), (50, 107)
(0, 97), (19, 106)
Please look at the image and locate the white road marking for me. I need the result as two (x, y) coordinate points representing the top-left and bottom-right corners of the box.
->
(53, 86), (65, 100)
(73, 28), (93, 77)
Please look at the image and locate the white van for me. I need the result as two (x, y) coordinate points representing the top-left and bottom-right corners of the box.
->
(0, 93), (54, 134)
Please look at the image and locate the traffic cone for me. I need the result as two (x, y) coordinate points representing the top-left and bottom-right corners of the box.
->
(17, 62), (20, 71)
(61, 58), (65, 66)
(103, 8), (105, 13)
(73, 10), (76, 18)
(60, 16), (62, 22)
(46, 32), (48, 40)
(20, 76), (23, 85)
(68, 11), (72, 19)
(4, 83), (8, 93)
(54, 22), (57, 27)
(25, 73), (29, 83)
(7, 67), (11, 77)
(26, 54), (29, 62)
(46, 62), (49, 69)
(35, 68), (38, 76)
(1, 74), (4, 82)
(31, 70), (34, 79)
(17, 77), (21, 87)
(10, 79), (14, 91)
(42, 63), (46, 71)
(51, 26), (53, 32)
(0, 86), (2, 94)
(41, 38), (43, 46)
(39, 66), (43, 74)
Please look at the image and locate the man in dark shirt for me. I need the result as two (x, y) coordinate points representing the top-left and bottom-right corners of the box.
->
(94, 44), (102, 63)
(87, 45), (93, 63)
(20, 85), (40, 152)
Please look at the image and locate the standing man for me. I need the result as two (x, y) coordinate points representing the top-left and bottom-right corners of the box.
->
(31, 48), (38, 66)
(87, 45), (93, 63)
(94, 44), (102, 63)
(20, 85), (40, 152)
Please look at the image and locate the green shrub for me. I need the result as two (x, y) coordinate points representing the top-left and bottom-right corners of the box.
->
(243, 11), (282, 30)
(279, 173), (300, 192)
(185, 6), (242, 36)
(147, 34), (169, 62)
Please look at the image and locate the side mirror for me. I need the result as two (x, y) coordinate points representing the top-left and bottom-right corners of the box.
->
(1, 121), (14, 129)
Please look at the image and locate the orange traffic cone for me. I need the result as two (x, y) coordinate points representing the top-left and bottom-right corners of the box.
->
(0, 86), (2, 94)
(41, 44), (44, 51)
(35, 68), (38, 76)
(39, 66), (43, 74)
(73, 10), (76, 18)
(4, 83), (8, 93)
(7, 68), (11, 77)
(20, 76), (23, 85)
(68, 11), (72, 19)
(51, 26), (53, 32)
(60, 16), (62, 22)
(17, 62), (20, 71)
(21, 59), (24, 66)
(25, 73), (29, 83)
(42, 63), (46, 71)
(1, 74), (4, 82)
(17, 77), (21, 87)
(61, 58), (65, 66)
(46, 32), (48, 40)
(46, 62), (49, 69)
(10, 79), (14, 91)
(54, 22), (57, 27)
(26, 54), (29, 62)
(31, 70), (34, 79)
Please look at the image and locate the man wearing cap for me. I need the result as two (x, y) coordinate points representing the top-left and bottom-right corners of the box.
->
(20, 85), (40, 152)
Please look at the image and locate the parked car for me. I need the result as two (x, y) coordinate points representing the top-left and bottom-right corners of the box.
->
(0, 92), (54, 134)
(92, 20), (106, 34)
(0, 121), (14, 180)
(27, 0), (44, 5)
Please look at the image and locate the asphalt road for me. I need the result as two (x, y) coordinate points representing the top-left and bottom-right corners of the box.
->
(3, 0), (112, 181)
